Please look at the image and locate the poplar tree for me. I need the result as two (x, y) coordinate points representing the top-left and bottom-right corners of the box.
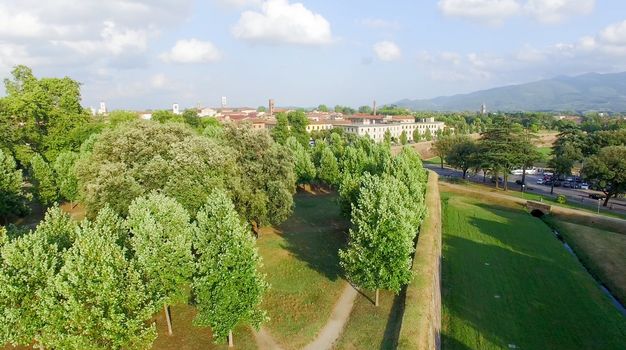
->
(30, 153), (59, 206)
(193, 190), (268, 347)
(46, 221), (156, 350)
(127, 193), (194, 336)
(318, 147), (340, 186)
(0, 207), (75, 347)
(0, 149), (30, 223)
(285, 137), (316, 185)
(53, 151), (80, 205)
(339, 174), (415, 306)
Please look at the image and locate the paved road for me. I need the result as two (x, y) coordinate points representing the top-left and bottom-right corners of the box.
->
(425, 163), (626, 215)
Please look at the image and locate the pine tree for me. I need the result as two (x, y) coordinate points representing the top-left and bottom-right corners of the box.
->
(339, 174), (415, 306)
(400, 130), (408, 145)
(127, 193), (194, 336)
(193, 190), (268, 347)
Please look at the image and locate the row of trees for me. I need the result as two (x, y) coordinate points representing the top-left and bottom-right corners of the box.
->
(0, 191), (266, 349)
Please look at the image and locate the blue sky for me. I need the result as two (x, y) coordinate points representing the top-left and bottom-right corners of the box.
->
(2, 0), (626, 110)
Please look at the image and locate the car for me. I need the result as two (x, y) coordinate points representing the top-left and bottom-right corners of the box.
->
(536, 178), (544, 185)
(515, 180), (523, 185)
(545, 180), (553, 186)
(580, 183), (589, 190)
(553, 181), (562, 187)
(563, 182), (571, 188)
(589, 193), (606, 200)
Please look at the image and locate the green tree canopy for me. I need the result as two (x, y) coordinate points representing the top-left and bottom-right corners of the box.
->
(127, 193), (193, 335)
(318, 147), (340, 186)
(193, 190), (268, 345)
(445, 138), (480, 179)
(582, 146), (626, 207)
(53, 151), (80, 204)
(285, 137), (316, 185)
(0, 150), (30, 222)
(270, 113), (290, 145)
(30, 154), (58, 206)
(339, 174), (415, 306)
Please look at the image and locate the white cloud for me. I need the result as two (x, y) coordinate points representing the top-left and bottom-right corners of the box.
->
(232, 0), (333, 45)
(151, 73), (168, 88)
(360, 18), (400, 30)
(160, 39), (222, 63)
(599, 20), (626, 46)
(438, 0), (521, 24)
(525, 0), (594, 23)
(438, 0), (595, 24)
(215, 0), (262, 7)
(373, 41), (402, 61)
(55, 21), (149, 56)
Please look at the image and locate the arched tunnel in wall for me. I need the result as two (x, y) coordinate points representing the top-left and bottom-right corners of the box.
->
(530, 209), (545, 218)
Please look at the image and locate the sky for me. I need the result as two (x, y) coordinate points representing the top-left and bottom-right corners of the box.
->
(2, 0), (626, 110)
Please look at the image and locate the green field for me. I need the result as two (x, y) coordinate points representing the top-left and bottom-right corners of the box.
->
(441, 192), (626, 350)
(543, 218), (626, 307)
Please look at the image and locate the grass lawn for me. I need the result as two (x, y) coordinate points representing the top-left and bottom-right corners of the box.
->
(543, 218), (626, 306)
(334, 289), (405, 350)
(441, 191), (626, 350)
(256, 190), (349, 349)
(424, 156), (442, 166)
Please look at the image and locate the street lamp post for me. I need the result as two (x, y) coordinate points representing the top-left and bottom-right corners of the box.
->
(597, 198), (601, 214)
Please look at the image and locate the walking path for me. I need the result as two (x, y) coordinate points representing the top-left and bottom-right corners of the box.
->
(253, 282), (359, 350)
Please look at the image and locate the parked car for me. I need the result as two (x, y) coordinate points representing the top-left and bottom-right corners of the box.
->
(515, 180), (523, 185)
(553, 181), (562, 187)
(580, 183), (589, 190)
(563, 182), (571, 188)
(536, 178), (544, 185)
(589, 193), (606, 200)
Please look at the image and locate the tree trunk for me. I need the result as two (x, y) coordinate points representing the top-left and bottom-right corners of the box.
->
(375, 289), (379, 307)
(164, 304), (173, 336)
(603, 193), (611, 207)
(228, 330), (234, 347)
(550, 181), (555, 195)
(521, 166), (527, 190)
(440, 157), (444, 169)
(462, 168), (468, 179)
(494, 170), (499, 190)
(503, 173), (508, 191)
(251, 221), (259, 239)
(482, 171), (486, 183)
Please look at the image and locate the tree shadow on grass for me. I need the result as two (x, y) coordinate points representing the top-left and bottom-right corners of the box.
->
(277, 192), (349, 282)
(380, 287), (406, 350)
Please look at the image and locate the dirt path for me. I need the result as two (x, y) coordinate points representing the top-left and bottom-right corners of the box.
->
(253, 282), (358, 350)
(302, 283), (358, 350)
(252, 327), (284, 350)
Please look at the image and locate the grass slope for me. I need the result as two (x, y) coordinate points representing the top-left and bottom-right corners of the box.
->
(544, 218), (626, 306)
(441, 192), (626, 350)
(256, 191), (348, 349)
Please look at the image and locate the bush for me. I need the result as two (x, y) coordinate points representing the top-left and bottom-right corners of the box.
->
(556, 194), (567, 204)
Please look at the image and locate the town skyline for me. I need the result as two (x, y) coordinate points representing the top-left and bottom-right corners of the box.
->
(2, 1), (626, 109)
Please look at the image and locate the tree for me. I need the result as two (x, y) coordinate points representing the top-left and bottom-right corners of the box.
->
(271, 113), (290, 145)
(285, 137), (316, 185)
(53, 151), (80, 205)
(582, 146), (626, 207)
(286, 111), (310, 147)
(193, 190), (268, 346)
(0, 150), (30, 223)
(109, 110), (138, 126)
(412, 128), (421, 143)
(318, 104), (329, 112)
(30, 153), (58, 206)
(127, 193), (194, 335)
(76, 122), (238, 217)
(221, 125), (296, 230)
(424, 128), (432, 141)
(388, 147), (427, 227)
(318, 147), (340, 186)
(339, 174), (415, 306)
(479, 119), (525, 191)
(152, 110), (183, 124)
(0, 207), (75, 347)
(358, 105), (373, 114)
(446, 139), (479, 179)
(399, 131), (408, 145)
(1, 65), (90, 161)
(548, 142), (582, 195)
(433, 135), (457, 169)
(382, 129), (391, 145)
(46, 219), (156, 350)
(516, 132), (542, 189)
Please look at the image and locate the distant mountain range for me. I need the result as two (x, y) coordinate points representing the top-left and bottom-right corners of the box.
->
(395, 72), (626, 112)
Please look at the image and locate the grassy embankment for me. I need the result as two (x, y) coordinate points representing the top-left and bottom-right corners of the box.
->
(441, 191), (626, 350)
(543, 217), (626, 306)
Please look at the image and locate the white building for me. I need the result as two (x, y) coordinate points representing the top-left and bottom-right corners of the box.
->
(172, 103), (181, 115)
(336, 116), (444, 143)
(97, 102), (107, 115)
